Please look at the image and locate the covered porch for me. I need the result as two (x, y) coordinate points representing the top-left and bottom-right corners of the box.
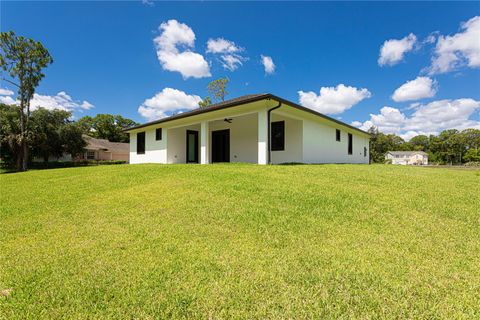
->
(164, 109), (303, 165)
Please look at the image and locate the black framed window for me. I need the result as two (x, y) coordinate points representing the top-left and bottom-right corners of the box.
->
(336, 129), (341, 142)
(364, 146), (367, 157)
(348, 133), (353, 155)
(271, 121), (285, 151)
(137, 131), (145, 154)
(155, 128), (162, 141)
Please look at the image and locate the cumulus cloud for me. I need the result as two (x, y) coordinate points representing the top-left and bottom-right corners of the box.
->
(0, 87), (16, 105)
(206, 38), (242, 54)
(0, 89), (93, 112)
(392, 77), (437, 102)
(0, 88), (14, 96)
(154, 20), (211, 79)
(352, 98), (480, 139)
(138, 87), (201, 121)
(298, 84), (371, 115)
(206, 38), (246, 71)
(29, 92), (94, 112)
(261, 55), (275, 74)
(378, 33), (417, 66)
(428, 16), (480, 74)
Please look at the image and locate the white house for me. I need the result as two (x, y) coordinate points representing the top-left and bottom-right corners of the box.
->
(126, 94), (370, 165)
(385, 151), (428, 165)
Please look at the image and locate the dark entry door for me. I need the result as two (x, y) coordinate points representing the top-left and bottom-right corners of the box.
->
(186, 130), (199, 163)
(211, 129), (230, 163)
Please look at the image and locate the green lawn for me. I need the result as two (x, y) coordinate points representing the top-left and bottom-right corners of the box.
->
(1, 164), (479, 319)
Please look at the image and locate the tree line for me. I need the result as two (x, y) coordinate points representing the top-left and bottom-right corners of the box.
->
(0, 103), (138, 169)
(369, 127), (480, 164)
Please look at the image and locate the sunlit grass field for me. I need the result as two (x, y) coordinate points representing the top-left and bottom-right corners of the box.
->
(1, 164), (479, 319)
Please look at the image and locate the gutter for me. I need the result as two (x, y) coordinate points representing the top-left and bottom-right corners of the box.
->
(267, 100), (282, 164)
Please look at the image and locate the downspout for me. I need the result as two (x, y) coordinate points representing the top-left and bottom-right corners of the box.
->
(267, 100), (282, 164)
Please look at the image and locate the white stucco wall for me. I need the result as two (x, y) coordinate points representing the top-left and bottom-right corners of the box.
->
(270, 114), (303, 164)
(209, 113), (258, 163)
(129, 126), (167, 164)
(302, 118), (369, 164)
(166, 124), (200, 164)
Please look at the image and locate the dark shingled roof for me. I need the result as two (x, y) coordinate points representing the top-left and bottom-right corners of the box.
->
(83, 135), (129, 153)
(125, 93), (369, 135)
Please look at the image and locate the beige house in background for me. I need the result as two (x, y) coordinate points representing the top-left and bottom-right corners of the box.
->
(77, 135), (130, 162)
(385, 151), (428, 165)
(34, 135), (129, 162)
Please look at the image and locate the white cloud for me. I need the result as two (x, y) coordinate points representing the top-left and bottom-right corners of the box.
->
(206, 38), (242, 54)
(392, 77), (437, 102)
(1, 89), (93, 111)
(154, 20), (211, 79)
(0, 88), (16, 105)
(298, 84), (371, 115)
(261, 55), (275, 74)
(404, 98), (480, 132)
(0, 88), (14, 96)
(206, 37), (246, 71)
(29, 91), (94, 112)
(138, 87), (201, 121)
(0, 95), (16, 105)
(428, 16), (480, 74)
(378, 33), (417, 66)
(141, 0), (154, 6)
(220, 54), (244, 71)
(353, 98), (480, 140)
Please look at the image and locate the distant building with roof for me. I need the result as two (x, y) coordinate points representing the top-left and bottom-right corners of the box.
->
(77, 135), (129, 162)
(33, 135), (129, 163)
(385, 151), (428, 165)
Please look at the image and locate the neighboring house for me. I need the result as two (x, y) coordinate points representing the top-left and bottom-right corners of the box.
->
(126, 94), (370, 165)
(385, 151), (428, 165)
(33, 135), (130, 162)
(77, 135), (130, 162)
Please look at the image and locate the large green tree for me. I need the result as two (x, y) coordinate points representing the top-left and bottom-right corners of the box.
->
(0, 103), (21, 166)
(409, 135), (430, 151)
(0, 31), (53, 171)
(77, 114), (138, 143)
(0, 105), (86, 167)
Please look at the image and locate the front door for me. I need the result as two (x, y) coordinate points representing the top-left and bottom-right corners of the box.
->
(212, 129), (230, 163)
(186, 130), (199, 163)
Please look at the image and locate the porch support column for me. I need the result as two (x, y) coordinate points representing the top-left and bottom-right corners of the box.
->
(257, 109), (268, 165)
(200, 121), (209, 164)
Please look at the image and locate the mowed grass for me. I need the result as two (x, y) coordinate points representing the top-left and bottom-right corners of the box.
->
(0, 164), (479, 319)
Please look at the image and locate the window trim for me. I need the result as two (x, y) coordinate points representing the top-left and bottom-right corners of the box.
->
(271, 121), (285, 151)
(155, 128), (162, 141)
(336, 129), (341, 142)
(137, 131), (146, 154)
(348, 133), (353, 155)
(86, 150), (95, 160)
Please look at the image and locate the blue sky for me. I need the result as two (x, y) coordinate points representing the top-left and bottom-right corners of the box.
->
(1, 1), (479, 139)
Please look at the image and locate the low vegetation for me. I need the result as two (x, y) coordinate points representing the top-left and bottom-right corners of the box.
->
(1, 164), (479, 318)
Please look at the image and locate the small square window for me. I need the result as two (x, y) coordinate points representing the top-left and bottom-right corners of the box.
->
(336, 129), (341, 142)
(87, 150), (95, 160)
(155, 128), (162, 141)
